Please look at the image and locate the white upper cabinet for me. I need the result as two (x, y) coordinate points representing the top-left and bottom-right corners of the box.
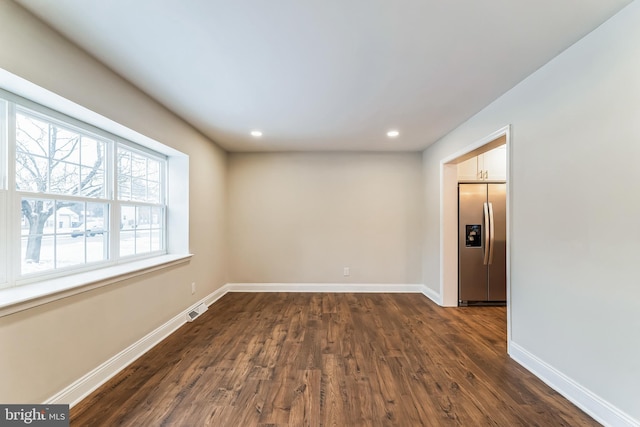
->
(457, 157), (480, 181)
(457, 145), (506, 181)
(482, 145), (507, 181)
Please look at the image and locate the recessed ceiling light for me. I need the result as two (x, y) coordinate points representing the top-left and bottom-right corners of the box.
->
(250, 130), (262, 137)
(387, 130), (399, 138)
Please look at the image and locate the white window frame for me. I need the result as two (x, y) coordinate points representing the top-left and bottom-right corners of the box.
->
(13, 104), (117, 281)
(0, 99), (7, 287)
(0, 69), (191, 317)
(115, 143), (167, 260)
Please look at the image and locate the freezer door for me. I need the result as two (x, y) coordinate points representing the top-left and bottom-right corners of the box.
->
(487, 183), (507, 301)
(458, 184), (488, 302)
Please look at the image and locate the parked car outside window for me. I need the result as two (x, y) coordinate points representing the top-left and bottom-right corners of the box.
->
(71, 222), (104, 238)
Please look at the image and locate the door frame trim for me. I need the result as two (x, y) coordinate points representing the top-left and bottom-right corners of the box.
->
(439, 125), (511, 346)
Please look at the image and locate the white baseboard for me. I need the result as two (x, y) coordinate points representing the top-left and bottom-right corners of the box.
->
(44, 290), (225, 407)
(227, 282), (424, 293)
(509, 342), (639, 427)
(204, 283), (232, 306)
(420, 284), (442, 305)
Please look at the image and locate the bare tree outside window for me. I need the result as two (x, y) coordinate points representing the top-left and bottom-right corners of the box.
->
(16, 111), (106, 266)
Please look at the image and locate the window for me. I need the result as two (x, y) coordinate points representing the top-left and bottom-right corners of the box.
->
(116, 146), (165, 257)
(0, 91), (168, 289)
(0, 99), (7, 287)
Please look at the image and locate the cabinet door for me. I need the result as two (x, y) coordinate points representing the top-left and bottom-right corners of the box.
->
(457, 157), (479, 181)
(483, 146), (506, 181)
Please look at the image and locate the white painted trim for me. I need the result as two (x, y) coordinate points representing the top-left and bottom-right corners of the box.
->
(420, 284), (442, 305)
(227, 283), (423, 293)
(44, 286), (223, 408)
(510, 342), (639, 427)
(440, 126), (511, 165)
(204, 283), (232, 306)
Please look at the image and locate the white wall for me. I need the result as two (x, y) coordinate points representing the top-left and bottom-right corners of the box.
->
(0, 1), (227, 403)
(228, 152), (423, 284)
(422, 1), (640, 422)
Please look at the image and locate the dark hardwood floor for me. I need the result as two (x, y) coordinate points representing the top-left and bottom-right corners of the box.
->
(71, 293), (598, 426)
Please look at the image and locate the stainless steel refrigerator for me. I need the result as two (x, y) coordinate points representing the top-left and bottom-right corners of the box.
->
(458, 183), (506, 305)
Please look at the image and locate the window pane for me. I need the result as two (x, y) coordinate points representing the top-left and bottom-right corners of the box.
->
(22, 235), (55, 275)
(80, 136), (106, 198)
(55, 201), (85, 269)
(16, 113), (53, 194)
(20, 198), (110, 274)
(117, 150), (131, 176)
(21, 197), (57, 274)
(16, 113), (48, 157)
(150, 229), (162, 252)
(135, 230), (151, 254)
(80, 136), (104, 167)
(16, 111), (106, 197)
(55, 201), (83, 233)
(118, 175), (131, 200)
(86, 202), (108, 231)
(117, 146), (163, 203)
(151, 206), (163, 228)
(131, 177), (146, 202)
(50, 161), (80, 194)
(131, 153), (146, 178)
(81, 166), (105, 198)
(135, 205), (152, 254)
(16, 153), (47, 192)
(120, 205), (136, 256)
(119, 204), (162, 256)
(120, 205), (136, 230)
(148, 159), (159, 182)
(120, 230), (135, 257)
(55, 234), (85, 269)
(136, 206), (151, 230)
(148, 182), (160, 204)
(52, 126), (80, 163)
(21, 198), (56, 238)
(75, 202), (108, 261)
(87, 232), (108, 263)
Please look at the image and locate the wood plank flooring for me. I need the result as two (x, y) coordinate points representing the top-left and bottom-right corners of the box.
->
(71, 293), (599, 426)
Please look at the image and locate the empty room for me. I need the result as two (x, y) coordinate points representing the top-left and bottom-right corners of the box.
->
(0, 0), (638, 426)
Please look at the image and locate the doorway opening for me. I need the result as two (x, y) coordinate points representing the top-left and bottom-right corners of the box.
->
(439, 126), (511, 345)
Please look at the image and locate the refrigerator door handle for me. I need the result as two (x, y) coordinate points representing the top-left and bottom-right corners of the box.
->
(488, 202), (495, 265)
(483, 202), (490, 265)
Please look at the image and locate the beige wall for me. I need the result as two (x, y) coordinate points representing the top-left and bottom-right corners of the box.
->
(228, 152), (423, 284)
(0, 1), (227, 403)
(422, 1), (640, 420)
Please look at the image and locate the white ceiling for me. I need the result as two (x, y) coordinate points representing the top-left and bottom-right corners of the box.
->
(15, 0), (633, 152)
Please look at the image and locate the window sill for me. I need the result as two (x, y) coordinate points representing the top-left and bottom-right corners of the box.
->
(0, 254), (193, 318)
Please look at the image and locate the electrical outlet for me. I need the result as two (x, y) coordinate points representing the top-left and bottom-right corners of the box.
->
(343, 267), (350, 276)
(191, 282), (196, 295)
